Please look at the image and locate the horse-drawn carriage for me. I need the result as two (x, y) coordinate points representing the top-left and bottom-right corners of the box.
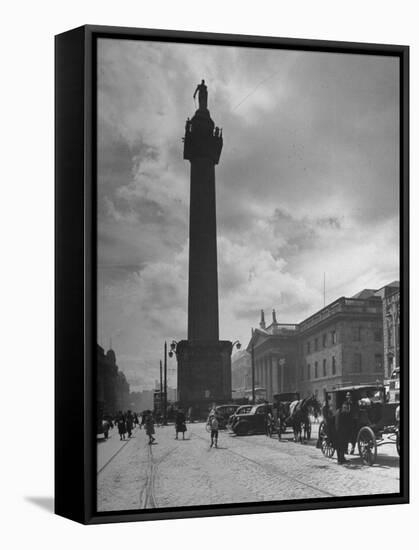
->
(318, 384), (400, 465)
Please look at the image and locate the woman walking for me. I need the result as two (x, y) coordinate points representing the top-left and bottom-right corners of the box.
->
(117, 411), (126, 441)
(144, 411), (156, 445)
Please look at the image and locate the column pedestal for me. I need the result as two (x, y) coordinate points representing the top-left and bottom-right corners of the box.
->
(176, 339), (232, 417)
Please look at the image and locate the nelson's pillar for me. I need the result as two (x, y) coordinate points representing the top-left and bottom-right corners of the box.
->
(175, 81), (233, 413)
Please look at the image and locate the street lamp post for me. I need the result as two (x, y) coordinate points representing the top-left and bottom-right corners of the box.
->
(163, 341), (168, 425)
(168, 340), (179, 405)
(160, 359), (163, 416)
(231, 337), (242, 395)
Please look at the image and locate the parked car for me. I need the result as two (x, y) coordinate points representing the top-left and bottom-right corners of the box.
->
(228, 403), (272, 435)
(213, 404), (240, 429)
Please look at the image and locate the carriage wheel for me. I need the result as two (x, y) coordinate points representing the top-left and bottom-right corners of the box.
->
(396, 431), (400, 456)
(357, 426), (377, 466)
(318, 422), (334, 458)
(322, 439), (335, 458)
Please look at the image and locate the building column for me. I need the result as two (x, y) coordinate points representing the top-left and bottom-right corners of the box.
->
(272, 357), (279, 396)
(269, 355), (274, 401)
(261, 358), (266, 390)
(281, 363), (285, 393)
(265, 356), (269, 400)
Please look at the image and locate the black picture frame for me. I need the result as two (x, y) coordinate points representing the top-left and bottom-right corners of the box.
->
(55, 24), (409, 525)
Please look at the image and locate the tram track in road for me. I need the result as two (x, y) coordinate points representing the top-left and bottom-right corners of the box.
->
(140, 445), (178, 509)
(97, 427), (138, 475)
(191, 429), (337, 498)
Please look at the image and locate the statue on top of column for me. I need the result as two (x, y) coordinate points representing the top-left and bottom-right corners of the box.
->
(193, 79), (208, 110)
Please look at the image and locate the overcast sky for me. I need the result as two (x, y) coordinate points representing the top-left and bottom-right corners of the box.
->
(97, 38), (399, 391)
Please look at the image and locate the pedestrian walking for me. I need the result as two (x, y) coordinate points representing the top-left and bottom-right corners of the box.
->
(144, 412), (156, 445)
(126, 410), (134, 438)
(265, 409), (274, 437)
(208, 414), (219, 448)
(117, 411), (126, 441)
(334, 402), (352, 464)
(175, 409), (187, 440)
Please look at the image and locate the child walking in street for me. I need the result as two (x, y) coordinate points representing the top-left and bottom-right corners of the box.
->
(209, 415), (219, 448)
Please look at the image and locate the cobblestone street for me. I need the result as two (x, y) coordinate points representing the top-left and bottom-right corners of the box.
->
(97, 421), (400, 512)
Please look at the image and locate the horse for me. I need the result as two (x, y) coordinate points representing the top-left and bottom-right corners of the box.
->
(288, 395), (321, 443)
(276, 401), (292, 439)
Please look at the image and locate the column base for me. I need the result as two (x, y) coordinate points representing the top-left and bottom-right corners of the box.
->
(176, 340), (232, 418)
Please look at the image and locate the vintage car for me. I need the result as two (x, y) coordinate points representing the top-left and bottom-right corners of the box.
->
(213, 404), (241, 429)
(228, 403), (272, 436)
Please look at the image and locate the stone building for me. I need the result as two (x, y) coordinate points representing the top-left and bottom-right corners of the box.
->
(246, 310), (299, 401)
(97, 345), (130, 417)
(246, 286), (392, 402)
(374, 281), (400, 378)
(297, 291), (384, 400)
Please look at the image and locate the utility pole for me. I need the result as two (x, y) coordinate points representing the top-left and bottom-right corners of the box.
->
(323, 272), (326, 307)
(159, 360), (163, 416)
(164, 341), (168, 424)
(251, 342), (255, 404)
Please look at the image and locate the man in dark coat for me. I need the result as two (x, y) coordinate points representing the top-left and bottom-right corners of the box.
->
(175, 409), (187, 440)
(334, 402), (352, 464)
(116, 411), (126, 441)
(126, 410), (134, 438)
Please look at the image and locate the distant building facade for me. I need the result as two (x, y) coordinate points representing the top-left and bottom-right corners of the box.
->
(231, 350), (251, 392)
(297, 291), (383, 401)
(246, 309), (299, 401)
(130, 390), (154, 412)
(97, 345), (130, 417)
(374, 281), (400, 378)
(246, 283), (399, 402)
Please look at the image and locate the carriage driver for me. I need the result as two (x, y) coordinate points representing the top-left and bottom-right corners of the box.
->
(343, 391), (359, 454)
(334, 401), (352, 464)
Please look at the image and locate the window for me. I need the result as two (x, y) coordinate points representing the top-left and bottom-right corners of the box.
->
(352, 353), (362, 372)
(314, 361), (318, 378)
(387, 323), (392, 345)
(307, 341), (311, 353)
(322, 333), (327, 348)
(332, 356), (336, 375)
(374, 330), (382, 342)
(307, 364), (311, 380)
(314, 338), (318, 351)
(323, 358), (327, 377)
(352, 327), (361, 341)
(331, 330), (337, 345)
(300, 364), (304, 380)
(374, 354), (383, 372)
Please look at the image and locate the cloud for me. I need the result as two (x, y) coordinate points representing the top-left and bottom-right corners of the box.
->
(96, 39), (399, 390)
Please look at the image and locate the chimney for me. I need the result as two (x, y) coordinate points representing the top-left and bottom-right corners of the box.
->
(272, 309), (277, 324)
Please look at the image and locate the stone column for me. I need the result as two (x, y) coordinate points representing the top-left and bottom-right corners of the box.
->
(272, 357), (280, 396)
(176, 90), (231, 413)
